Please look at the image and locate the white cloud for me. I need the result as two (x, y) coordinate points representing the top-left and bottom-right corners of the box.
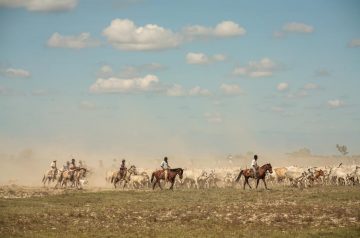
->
(327, 99), (344, 109)
(166, 84), (186, 97)
(277, 82), (288, 91)
(183, 21), (246, 39)
(189, 86), (211, 96)
(186, 52), (210, 64)
(348, 39), (360, 48)
(47, 32), (100, 49)
(98, 65), (113, 77)
(220, 83), (242, 95)
(204, 112), (222, 123)
(303, 83), (319, 90)
(0, 0), (78, 12)
(2, 68), (31, 78)
(186, 52), (227, 65)
(89, 74), (160, 93)
(282, 22), (314, 33)
(103, 19), (181, 51)
(233, 58), (277, 78)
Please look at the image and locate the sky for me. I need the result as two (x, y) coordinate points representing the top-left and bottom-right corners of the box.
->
(0, 0), (360, 160)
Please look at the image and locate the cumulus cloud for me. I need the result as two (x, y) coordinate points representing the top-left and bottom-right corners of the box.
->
(282, 22), (314, 33)
(1, 68), (31, 78)
(204, 112), (222, 123)
(348, 39), (360, 48)
(47, 32), (100, 49)
(186, 52), (226, 65)
(189, 86), (211, 96)
(102, 19), (181, 51)
(184, 21), (246, 39)
(277, 82), (288, 91)
(274, 22), (314, 38)
(220, 84), (242, 95)
(327, 99), (344, 109)
(98, 65), (113, 77)
(98, 63), (166, 78)
(233, 58), (277, 78)
(0, 0), (78, 12)
(166, 84), (186, 97)
(89, 74), (160, 93)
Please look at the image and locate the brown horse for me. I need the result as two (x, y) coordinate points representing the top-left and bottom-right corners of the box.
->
(151, 168), (183, 190)
(235, 163), (273, 190)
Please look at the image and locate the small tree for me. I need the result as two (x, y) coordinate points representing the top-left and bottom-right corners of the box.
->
(336, 144), (349, 156)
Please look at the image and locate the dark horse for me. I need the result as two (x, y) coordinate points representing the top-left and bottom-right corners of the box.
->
(235, 163), (273, 190)
(151, 168), (183, 190)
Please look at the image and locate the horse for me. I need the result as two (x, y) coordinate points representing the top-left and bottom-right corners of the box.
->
(111, 165), (137, 189)
(56, 167), (86, 189)
(151, 168), (183, 190)
(42, 168), (59, 186)
(73, 168), (87, 189)
(235, 163), (273, 190)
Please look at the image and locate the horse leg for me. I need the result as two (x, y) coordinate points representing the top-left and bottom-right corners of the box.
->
(169, 180), (175, 190)
(247, 178), (252, 189)
(256, 178), (260, 189)
(158, 180), (163, 190)
(263, 178), (269, 190)
(123, 180), (127, 189)
(152, 179), (157, 190)
(243, 179), (246, 190)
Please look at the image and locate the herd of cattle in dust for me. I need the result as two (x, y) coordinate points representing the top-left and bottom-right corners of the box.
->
(42, 162), (360, 190)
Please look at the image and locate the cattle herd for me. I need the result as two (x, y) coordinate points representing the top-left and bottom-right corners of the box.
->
(103, 163), (360, 190)
(42, 163), (360, 190)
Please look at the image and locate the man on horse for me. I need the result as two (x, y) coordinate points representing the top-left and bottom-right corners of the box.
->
(63, 161), (70, 171)
(251, 155), (259, 179)
(50, 160), (57, 180)
(160, 157), (170, 182)
(119, 159), (127, 179)
(69, 158), (78, 181)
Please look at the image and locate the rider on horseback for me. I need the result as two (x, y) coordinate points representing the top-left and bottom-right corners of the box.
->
(69, 158), (78, 181)
(119, 159), (127, 179)
(50, 160), (57, 180)
(251, 155), (259, 179)
(161, 157), (170, 182)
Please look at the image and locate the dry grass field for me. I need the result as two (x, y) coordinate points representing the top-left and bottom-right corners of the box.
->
(0, 185), (359, 237)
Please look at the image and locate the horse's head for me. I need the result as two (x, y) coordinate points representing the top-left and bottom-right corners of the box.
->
(129, 165), (137, 174)
(266, 163), (273, 174)
(178, 168), (184, 180)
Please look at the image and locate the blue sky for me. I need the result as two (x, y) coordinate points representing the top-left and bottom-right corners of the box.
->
(0, 0), (359, 158)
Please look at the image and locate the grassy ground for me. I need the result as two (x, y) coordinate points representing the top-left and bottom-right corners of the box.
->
(0, 186), (359, 237)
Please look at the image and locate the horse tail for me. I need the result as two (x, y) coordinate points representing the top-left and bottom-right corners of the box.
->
(151, 172), (155, 183)
(235, 170), (243, 182)
(42, 174), (46, 183)
(111, 175), (115, 184)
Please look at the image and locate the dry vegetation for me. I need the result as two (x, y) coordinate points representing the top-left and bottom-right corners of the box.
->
(0, 185), (359, 237)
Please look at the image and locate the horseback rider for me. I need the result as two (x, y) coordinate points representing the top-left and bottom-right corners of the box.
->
(50, 160), (57, 179)
(161, 157), (170, 182)
(63, 161), (70, 171)
(251, 155), (259, 178)
(69, 158), (77, 181)
(119, 159), (127, 179)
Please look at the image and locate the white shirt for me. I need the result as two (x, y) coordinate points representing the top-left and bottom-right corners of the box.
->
(251, 159), (257, 168)
(160, 161), (169, 169)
